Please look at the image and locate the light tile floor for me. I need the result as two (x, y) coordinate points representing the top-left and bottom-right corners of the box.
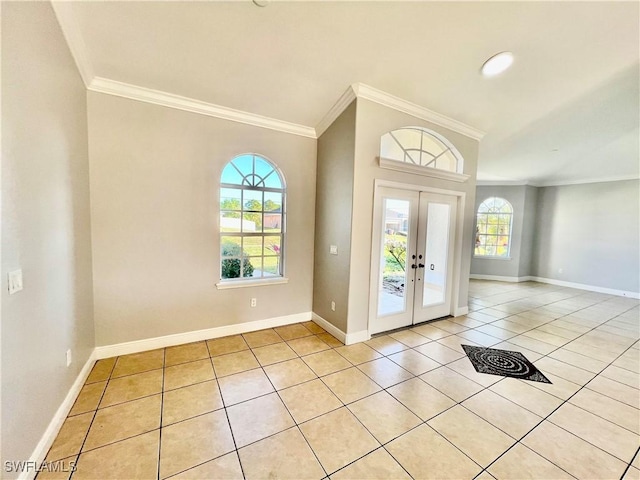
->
(39, 281), (640, 479)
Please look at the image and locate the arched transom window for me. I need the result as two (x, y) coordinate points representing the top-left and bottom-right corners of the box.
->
(220, 154), (285, 281)
(475, 197), (513, 258)
(380, 127), (463, 174)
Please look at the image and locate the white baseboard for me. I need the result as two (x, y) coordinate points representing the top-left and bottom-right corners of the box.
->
(530, 277), (640, 299)
(20, 351), (96, 480)
(470, 274), (639, 299)
(345, 330), (371, 345)
(311, 312), (370, 345)
(311, 312), (346, 343)
(470, 274), (533, 283)
(94, 312), (313, 359)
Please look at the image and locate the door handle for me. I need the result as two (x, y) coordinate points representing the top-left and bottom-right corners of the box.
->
(418, 263), (425, 268)
(411, 264), (418, 269)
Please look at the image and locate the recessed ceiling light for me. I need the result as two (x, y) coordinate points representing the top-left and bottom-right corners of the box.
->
(481, 52), (514, 77)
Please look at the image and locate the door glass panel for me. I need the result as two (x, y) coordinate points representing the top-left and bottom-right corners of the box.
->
(378, 198), (410, 317)
(423, 202), (450, 307)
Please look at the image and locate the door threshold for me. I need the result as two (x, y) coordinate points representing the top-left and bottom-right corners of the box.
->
(370, 315), (453, 338)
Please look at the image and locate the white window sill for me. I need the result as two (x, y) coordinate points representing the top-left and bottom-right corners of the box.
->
(378, 156), (470, 183)
(216, 277), (289, 290)
(473, 256), (512, 261)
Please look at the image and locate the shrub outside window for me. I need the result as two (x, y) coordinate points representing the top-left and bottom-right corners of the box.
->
(475, 197), (513, 258)
(219, 154), (285, 281)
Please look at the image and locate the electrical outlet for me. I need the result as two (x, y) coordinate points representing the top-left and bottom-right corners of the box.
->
(331, 301), (336, 311)
(250, 298), (257, 307)
(330, 245), (338, 255)
(8, 269), (23, 295)
(66, 349), (72, 367)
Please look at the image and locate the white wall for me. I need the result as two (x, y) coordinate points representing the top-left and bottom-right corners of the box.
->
(1, 3), (95, 474)
(87, 92), (317, 346)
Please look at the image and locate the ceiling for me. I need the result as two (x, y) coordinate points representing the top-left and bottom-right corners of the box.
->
(56, 1), (639, 185)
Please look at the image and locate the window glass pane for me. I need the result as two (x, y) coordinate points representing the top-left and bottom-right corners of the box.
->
(242, 213), (261, 233)
(221, 188), (241, 210)
(264, 192), (282, 212)
(221, 164), (243, 185)
(244, 190), (263, 211)
(263, 236), (281, 256)
(380, 134), (405, 161)
(221, 237), (241, 257)
(436, 150), (457, 172)
(242, 257), (260, 278)
(232, 155), (253, 175)
(220, 213), (241, 232)
(264, 213), (282, 232)
(263, 172), (282, 189)
(392, 128), (421, 150)
(255, 157), (273, 179)
(242, 235), (262, 257)
(263, 257), (281, 277)
(420, 133), (445, 157)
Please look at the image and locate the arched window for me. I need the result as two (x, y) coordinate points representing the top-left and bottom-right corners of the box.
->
(380, 127), (463, 174)
(220, 154), (285, 281)
(475, 197), (513, 258)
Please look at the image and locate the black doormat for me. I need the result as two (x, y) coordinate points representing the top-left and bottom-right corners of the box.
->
(461, 345), (551, 384)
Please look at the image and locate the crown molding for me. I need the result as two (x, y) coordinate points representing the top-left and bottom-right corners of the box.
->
(533, 174), (640, 187)
(476, 174), (639, 188)
(476, 180), (532, 186)
(315, 86), (357, 137)
(50, 1), (94, 87)
(89, 77), (317, 138)
(352, 83), (486, 141)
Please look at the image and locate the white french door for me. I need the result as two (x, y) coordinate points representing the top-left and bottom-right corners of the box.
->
(370, 187), (458, 334)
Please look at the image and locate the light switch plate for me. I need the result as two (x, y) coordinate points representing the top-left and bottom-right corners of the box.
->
(8, 270), (23, 295)
(330, 245), (338, 255)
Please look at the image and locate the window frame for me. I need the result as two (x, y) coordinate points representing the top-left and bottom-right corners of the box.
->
(378, 126), (469, 183)
(474, 197), (513, 259)
(216, 153), (288, 289)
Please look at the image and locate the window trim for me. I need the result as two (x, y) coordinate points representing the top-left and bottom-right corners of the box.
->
(218, 153), (286, 284)
(378, 156), (470, 183)
(215, 277), (289, 290)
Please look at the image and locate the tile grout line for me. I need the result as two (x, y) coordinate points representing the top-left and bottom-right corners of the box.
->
(474, 328), (640, 478)
(250, 343), (331, 479)
(48, 284), (637, 480)
(386, 288), (637, 477)
(207, 337), (247, 480)
(156, 348), (166, 480)
(620, 446), (640, 479)
(66, 357), (118, 479)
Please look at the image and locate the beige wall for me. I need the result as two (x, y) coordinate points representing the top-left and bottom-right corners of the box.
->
(313, 102), (356, 332)
(532, 180), (640, 293)
(88, 92), (317, 346)
(1, 2), (95, 473)
(348, 99), (479, 334)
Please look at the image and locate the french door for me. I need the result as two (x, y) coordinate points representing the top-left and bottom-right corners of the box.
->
(370, 187), (458, 334)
